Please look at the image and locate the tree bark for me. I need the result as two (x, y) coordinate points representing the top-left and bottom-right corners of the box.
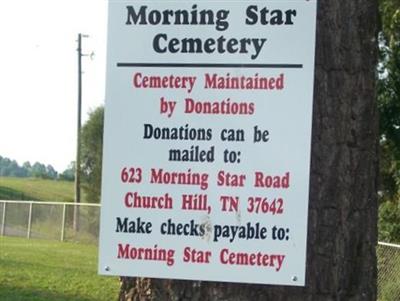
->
(119, 1), (379, 300)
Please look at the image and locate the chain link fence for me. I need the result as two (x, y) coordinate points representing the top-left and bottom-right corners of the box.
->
(378, 242), (400, 301)
(1, 200), (400, 300)
(0, 200), (100, 244)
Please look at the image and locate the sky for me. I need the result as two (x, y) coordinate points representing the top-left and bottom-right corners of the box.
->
(0, 0), (107, 172)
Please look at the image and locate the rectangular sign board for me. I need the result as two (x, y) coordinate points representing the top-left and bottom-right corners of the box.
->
(99, 0), (317, 286)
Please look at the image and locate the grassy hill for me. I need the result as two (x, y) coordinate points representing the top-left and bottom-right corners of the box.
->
(0, 177), (86, 203)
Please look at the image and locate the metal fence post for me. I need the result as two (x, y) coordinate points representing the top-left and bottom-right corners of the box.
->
(61, 203), (66, 241)
(1, 202), (6, 236)
(0, 201), (100, 242)
(27, 202), (33, 239)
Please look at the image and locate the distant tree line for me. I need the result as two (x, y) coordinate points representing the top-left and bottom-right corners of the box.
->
(0, 106), (103, 202)
(0, 156), (75, 181)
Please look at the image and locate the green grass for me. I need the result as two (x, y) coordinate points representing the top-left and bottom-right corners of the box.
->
(0, 236), (399, 301)
(0, 236), (119, 301)
(0, 177), (86, 203)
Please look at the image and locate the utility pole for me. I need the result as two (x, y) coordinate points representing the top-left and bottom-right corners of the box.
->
(73, 33), (89, 233)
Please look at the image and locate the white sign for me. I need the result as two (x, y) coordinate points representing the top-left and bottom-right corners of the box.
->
(99, 0), (317, 286)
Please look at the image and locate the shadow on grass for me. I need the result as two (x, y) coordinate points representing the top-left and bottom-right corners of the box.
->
(0, 284), (96, 301)
(0, 186), (35, 201)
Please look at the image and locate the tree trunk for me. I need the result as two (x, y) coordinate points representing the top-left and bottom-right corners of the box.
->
(118, 1), (379, 300)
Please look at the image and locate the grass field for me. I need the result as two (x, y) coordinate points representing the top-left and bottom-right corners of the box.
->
(1, 236), (400, 300)
(0, 236), (119, 301)
(0, 177), (86, 203)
